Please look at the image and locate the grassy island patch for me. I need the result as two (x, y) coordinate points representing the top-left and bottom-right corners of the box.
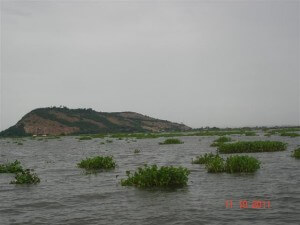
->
(10, 169), (40, 184)
(218, 141), (286, 154)
(159, 138), (183, 145)
(121, 165), (190, 188)
(292, 148), (300, 159)
(0, 160), (24, 173)
(78, 156), (116, 170)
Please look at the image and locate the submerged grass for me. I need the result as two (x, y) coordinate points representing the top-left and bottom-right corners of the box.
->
(0, 160), (24, 173)
(121, 165), (190, 188)
(10, 169), (40, 184)
(78, 156), (116, 170)
(292, 148), (300, 159)
(218, 141), (287, 154)
(159, 138), (183, 145)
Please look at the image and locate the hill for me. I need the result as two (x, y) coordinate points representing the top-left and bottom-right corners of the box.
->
(0, 107), (191, 137)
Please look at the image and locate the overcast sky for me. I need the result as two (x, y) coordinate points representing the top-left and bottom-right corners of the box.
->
(0, 0), (299, 130)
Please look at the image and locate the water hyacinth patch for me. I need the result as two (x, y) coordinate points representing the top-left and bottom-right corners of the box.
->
(121, 165), (190, 188)
(218, 141), (287, 154)
(159, 138), (183, 145)
(192, 153), (220, 164)
(10, 169), (40, 184)
(78, 136), (92, 140)
(134, 149), (141, 154)
(205, 156), (225, 173)
(280, 132), (300, 138)
(224, 155), (260, 173)
(78, 156), (116, 170)
(0, 160), (24, 173)
(292, 148), (300, 159)
(210, 136), (232, 147)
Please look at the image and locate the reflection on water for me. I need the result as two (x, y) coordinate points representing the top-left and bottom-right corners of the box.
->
(0, 134), (299, 225)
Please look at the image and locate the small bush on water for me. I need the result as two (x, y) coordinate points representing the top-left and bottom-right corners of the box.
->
(10, 169), (40, 184)
(292, 148), (300, 159)
(0, 160), (24, 173)
(218, 141), (286, 154)
(192, 153), (220, 164)
(121, 165), (190, 188)
(159, 138), (183, 145)
(224, 156), (260, 173)
(78, 156), (116, 170)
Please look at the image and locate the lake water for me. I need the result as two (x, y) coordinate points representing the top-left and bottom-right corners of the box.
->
(0, 133), (299, 225)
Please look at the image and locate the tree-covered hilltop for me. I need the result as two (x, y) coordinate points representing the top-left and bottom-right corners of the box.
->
(0, 106), (191, 137)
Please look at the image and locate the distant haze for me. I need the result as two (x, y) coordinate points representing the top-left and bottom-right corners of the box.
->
(1, 0), (299, 131)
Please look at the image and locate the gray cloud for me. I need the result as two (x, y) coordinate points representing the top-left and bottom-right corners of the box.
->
(1, 0), (299, 130)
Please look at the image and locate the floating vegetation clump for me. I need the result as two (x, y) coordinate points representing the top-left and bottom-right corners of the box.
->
(192, 153), (220, 164)
(203, 155), (261, 173)
(78, 136), (92, 140)
(121, 165), (190, 188)
(210, 136), (232, 147)
(78, 156), (116, 170)
(292, 148), (300, 159)
(244, 132), (257, 136)
(224, 155), (260, 173)
(218, 141), (287, 154)
(280, 132), (300, 138)
(159, 138), (183, 145)
(0, 160), (24, 173)
(10, 169), (40, 184)
(134, 149), (141, 154)
(205, 156), (225, 173)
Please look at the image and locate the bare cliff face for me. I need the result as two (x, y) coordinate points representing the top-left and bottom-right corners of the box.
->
(0, 107), (191, 137)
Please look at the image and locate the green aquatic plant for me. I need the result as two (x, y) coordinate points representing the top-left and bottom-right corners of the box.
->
(244, 132), (257, 136)
(121, 165), (190, 188)
(10, 169), (40, 184)
(292, 148), (300, 159)
(134, 149), (141, 154)
(78, 156), (116, 170)
(280, 132), (300, 138)
(224, 155), (260, 173)
(218, 141), (287, 154)
(159, 138), (183, 145)
(106, 139), (113, 143)
(210, 136), (232, 147)
(0, 160), (24, 173)
(205, 156), (225, 173)
(192, 153), (221, 164)
(77, 136), (92, 140)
